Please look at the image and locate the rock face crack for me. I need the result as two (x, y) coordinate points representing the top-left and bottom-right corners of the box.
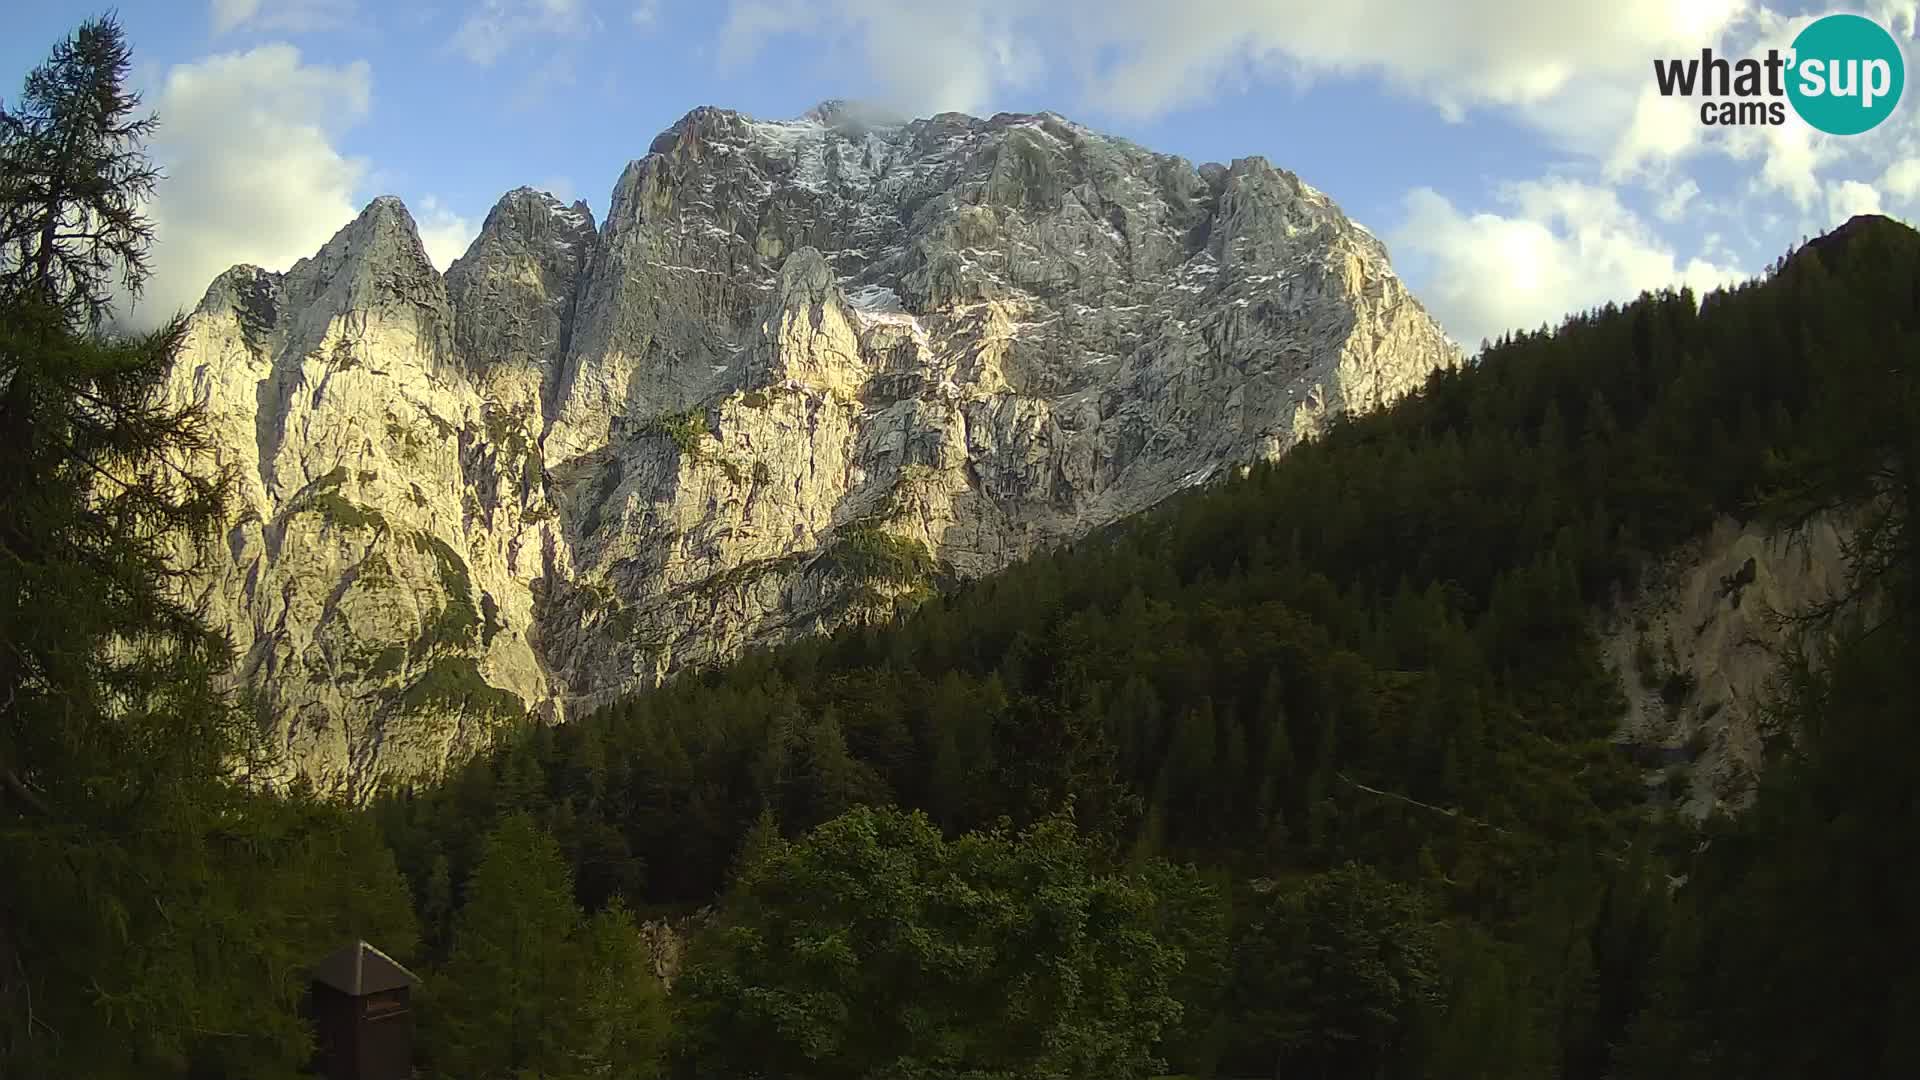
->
(159, 102), (1459, 797)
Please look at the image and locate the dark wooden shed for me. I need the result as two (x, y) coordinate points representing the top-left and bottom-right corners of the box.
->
(309, 940), (419, 1080)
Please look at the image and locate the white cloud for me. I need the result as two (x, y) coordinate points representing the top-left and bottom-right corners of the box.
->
(723, 0), (1904, 231)
(510, 54), (580, 111)
(1880, 157), (1920, 204)
(211, 0), (258, 31)
(1656, 178), (1702, 223)
(1865, 0), (1920, 38)
(1393, 181), (1747, 349)
(1718, 111), (1832, 211)
(1608, 84), (1704, 179)
(210, 0), (356, 35)
(719, 0), (1744, 121)
(123, 45), (371, 327)
(710, 0), (1916, 250)
(450, 0), (592, 65)
(1098, 0), (1741, 121)
(1826, 179), (1885, 221)
(415, 196), (479, 272)
(632, 0), (661, 28)
(720, 0), (1038, 115)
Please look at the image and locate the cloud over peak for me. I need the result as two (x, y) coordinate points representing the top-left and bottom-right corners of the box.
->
(127, 44), (370, 325)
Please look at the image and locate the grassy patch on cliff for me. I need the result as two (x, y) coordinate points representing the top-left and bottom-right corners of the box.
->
(483, 406), (532, 458)
(308, 493), (389, 532)
(357, 551), (394, 587)
(326, 338), (360, 370)
(642, 407), (710, 460)
(286, 467), (390, 533)
(383, 656), (523, 723)
(699, 551), (811, 595)
(819, 525), (935, 586)
(386, 417), (428, 461)
(576, 580), (641, 641)
(408, 532), (480, 659)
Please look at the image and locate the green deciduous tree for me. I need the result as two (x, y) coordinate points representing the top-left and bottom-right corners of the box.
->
(1141, 860), (1233, 1077)
(674, 805), (1183, 1080)
(1228, 863), (1442, 1080)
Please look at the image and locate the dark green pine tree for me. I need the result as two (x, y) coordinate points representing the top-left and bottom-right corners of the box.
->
(1163, 698), (1217, 838)
(0, 15), (160, 326)
(428, 813), (668, 1080)
(0, 21), (428, 1077)
(1252, 673), (1296, 833)
(924, 671), (993, 831)
(420, 853), (456, 961)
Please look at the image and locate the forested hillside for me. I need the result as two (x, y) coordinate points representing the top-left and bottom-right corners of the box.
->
(376, 212), (1920, 1078)
(5, 16), (1918, 1080)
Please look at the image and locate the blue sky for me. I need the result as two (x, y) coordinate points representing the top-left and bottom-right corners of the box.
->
(6, 1), (1919, 346)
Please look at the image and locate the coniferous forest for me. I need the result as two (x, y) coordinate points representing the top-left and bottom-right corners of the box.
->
(3, 16), (1918, 1080)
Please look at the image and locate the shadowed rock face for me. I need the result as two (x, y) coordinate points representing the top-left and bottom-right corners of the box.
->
(1597, 513), (1855, 820)
(163, 103), (1461, 798)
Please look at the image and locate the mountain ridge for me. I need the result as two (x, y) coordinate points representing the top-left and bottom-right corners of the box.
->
(163, 100), (1461, 797)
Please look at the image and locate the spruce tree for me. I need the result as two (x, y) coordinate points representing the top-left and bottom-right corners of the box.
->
(429, 814), (582, 1077)
(429, 813), (666, 1080)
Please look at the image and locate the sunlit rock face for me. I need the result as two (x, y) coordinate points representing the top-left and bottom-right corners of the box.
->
(164, 102), (1460, 797)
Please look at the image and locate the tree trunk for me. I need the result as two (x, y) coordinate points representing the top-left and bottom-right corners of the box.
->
(30, 113), (81, 301)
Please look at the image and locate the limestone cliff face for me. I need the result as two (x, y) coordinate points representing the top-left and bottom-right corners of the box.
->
(165, 103), (1460, 796)
(1597, 514), (1854, 819)
(167, 197), (562, 799)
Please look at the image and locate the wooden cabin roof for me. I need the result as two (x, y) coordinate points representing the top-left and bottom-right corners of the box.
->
(312, 940), (419, 996)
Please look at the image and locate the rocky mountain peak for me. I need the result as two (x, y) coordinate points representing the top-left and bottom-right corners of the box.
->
(234, 194), (454, 395)
(164, 102), (1461, 798)
(281, 194), (442, 306)
(470, 186), (597, 242)
(446, 187), (599, 412)
(646, 104), (756, 158)
(802, 98), (907, 133)
(195, 262), (279, 321)
(1799, 212), (1906, 267)
(801, 98), (851, 124)
(305, 195), (438, 280)
(312, 194), (420, 256)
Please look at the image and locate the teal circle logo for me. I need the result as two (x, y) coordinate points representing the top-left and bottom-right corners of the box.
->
(1787, 14), (1905, 135)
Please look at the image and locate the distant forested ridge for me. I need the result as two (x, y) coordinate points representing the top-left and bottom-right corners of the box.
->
(6, 15), (1920, 1080)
